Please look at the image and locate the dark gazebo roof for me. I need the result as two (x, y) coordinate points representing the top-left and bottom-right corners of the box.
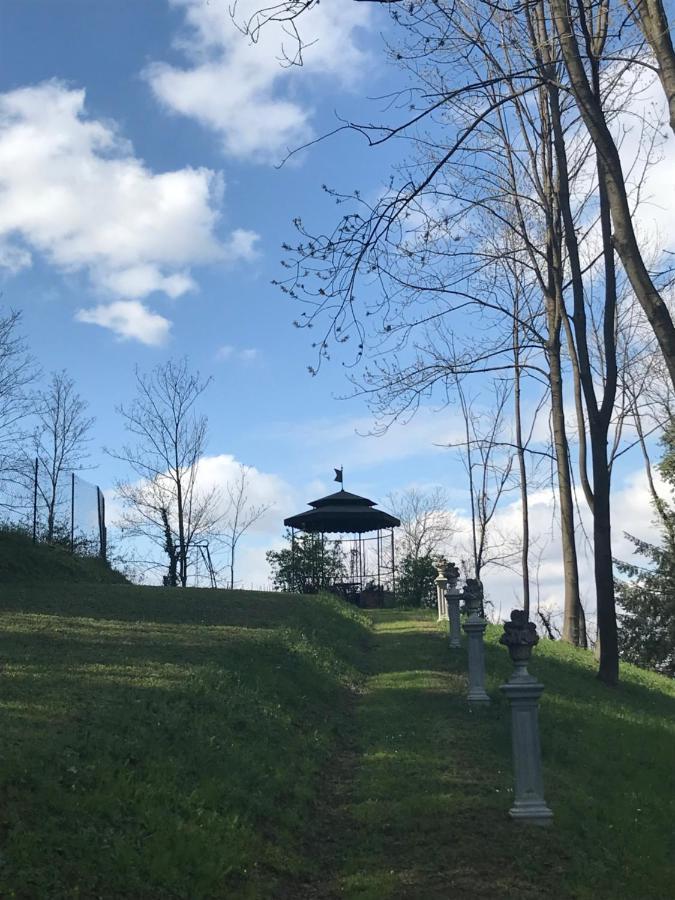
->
(284, 489), (400, 534)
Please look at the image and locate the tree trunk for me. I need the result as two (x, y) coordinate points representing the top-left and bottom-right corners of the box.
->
(549, 336), (583, 645)
(549, 0), (675, 389)
(513, 313), (531, 617)
(175, 454), (187, 587)
(590, 440), (618, 683)
(624, 0), (675, 134)
(548, 13), (617, 677)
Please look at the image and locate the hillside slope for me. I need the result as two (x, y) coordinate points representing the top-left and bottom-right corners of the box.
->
(0, 527), (127, 584)
(0, 584), (368, 899)
(0, 587), (672, 899)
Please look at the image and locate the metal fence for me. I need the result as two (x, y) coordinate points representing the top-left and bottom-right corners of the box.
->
(30, 459), (107, 558)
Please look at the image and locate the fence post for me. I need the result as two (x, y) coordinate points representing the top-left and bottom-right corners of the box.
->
(96, 487), (107, 560)
(101, 493), (107, 560)
(32, 456), (38, 543)
(70, 472), (75, 554)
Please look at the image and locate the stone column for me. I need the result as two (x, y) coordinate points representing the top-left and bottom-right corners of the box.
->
(445, 562), (461, 648)
(434, 557), (448, 620)
(461, 579), (490, 703)
(499, 610), (553, 825)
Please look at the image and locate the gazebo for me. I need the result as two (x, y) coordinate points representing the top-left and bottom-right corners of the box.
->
(284, 480), (400, 606)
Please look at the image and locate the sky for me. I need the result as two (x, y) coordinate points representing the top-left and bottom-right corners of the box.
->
(0, 0), (671, 623)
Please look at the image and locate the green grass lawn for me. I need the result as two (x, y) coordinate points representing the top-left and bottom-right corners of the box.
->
(0, 585), (673, 899)
(304, 611), (675, 900)
(0, 584), (369, 899)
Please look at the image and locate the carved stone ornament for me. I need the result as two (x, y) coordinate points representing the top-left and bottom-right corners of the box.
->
(445, 561), (461, 585)
(500, 609), (539, 665)
(463, 578), (484, 615)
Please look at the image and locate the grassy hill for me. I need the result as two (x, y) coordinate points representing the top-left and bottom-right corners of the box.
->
(0, 527), (127, 584)
(0, 576), (672, 898)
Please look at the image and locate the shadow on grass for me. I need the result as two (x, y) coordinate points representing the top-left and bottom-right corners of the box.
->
(0, 591), (370, 900)
(298, 612), (563, 900)
(305, 611), (674, 900)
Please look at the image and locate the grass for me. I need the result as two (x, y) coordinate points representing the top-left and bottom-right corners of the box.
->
(0, 527), (126, 585)
(0, 581), (673, 899)
(301, 611), (675, 900)
(0, 584), (369, 899)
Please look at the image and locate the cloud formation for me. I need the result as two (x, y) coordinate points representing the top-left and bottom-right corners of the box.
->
(147, 0), (370, 162)
(216, 344), (259, 362)
(0, 80), (258, 342)
(75, 300), (172, 346)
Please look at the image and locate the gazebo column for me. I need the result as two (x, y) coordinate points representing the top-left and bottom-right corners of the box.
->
(290, 528), (296, 591)
(390, 528), (396, 601)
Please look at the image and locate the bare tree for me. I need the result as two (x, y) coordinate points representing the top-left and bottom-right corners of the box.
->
(223, 463), (271, 589)
(386, 485), (456, 561)
(451, 379), (521, 581)
(239, 0), (675, 390)
(30, 371), (94, 541)
(0, 309), (35, 513)
(238, 0), (674, 682)
(110, 359), (221, 587)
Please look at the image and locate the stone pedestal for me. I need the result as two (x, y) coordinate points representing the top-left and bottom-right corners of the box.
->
(446, 589), (461, 647)
(499, 610), (553, 825)
(462, 615), (490, 702)
(434, 558), (448, 621)
(444, 564), (461, 646)
(461, 579), (489, 702)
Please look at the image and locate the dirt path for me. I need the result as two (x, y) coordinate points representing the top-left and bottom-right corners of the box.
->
(287, 609), (563, 900)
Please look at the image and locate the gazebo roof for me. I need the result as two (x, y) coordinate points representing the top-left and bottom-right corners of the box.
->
(284, 489), (400, 534)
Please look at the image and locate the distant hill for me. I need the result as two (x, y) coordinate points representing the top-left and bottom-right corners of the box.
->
(0, 526), (128, 584)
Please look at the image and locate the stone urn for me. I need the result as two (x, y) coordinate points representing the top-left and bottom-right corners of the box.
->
(463, 578), (484, 617)
(445, 561), (460, 592)
(499, 609), (539, 679)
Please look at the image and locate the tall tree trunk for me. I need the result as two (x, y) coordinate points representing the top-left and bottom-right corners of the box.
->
(547, 8), (618, 679)
(549, 330), (583, 645)
(175, 438), (188, 587)
(513, 310), (531, 617)
(548, 0), (675, 389)
(590, 440), (616, 681)
(623, 0), (675, 133)
(561, 309), (594, 513)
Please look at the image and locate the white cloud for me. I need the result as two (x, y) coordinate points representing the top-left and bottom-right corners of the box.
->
(75, 300), (172, 346)
(146, 0), (371, 162)
(614, 69), (675, 254)
(0, 80), (259, 340)
(447, 467), (666, 638)
(196, 454), (294, 534)
(110, 452), (295, 587)
(216, 344), (259, 362)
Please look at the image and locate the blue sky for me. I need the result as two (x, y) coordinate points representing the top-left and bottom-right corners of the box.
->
(0, 1), (408, 478)
(0, 0), (666, 612)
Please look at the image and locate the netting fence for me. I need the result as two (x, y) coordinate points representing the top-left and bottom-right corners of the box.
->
(30, 459), (107, 558)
